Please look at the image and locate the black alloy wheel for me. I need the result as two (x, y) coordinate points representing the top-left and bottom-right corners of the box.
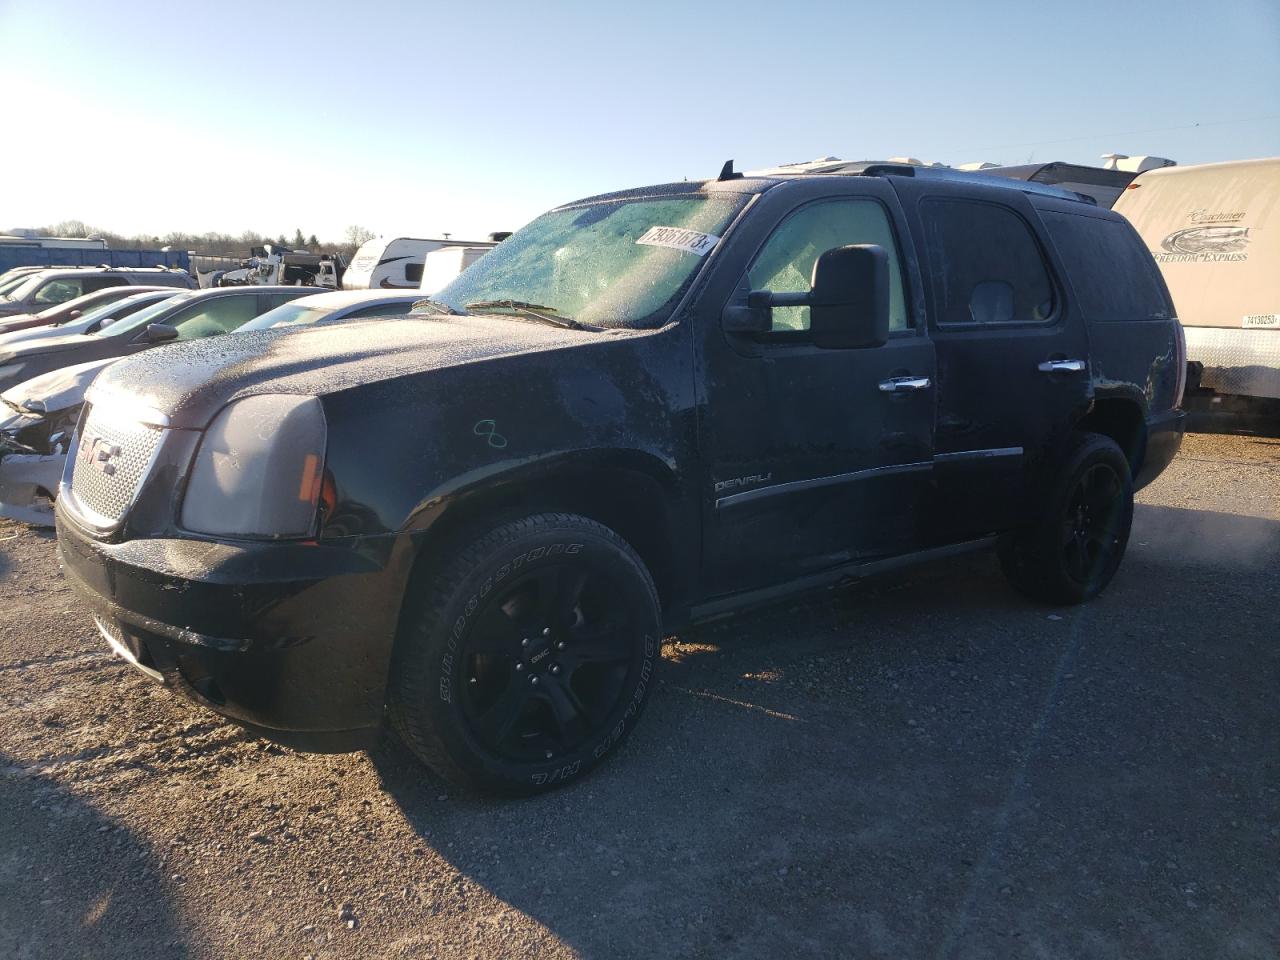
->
(999, 431), (1134, 605)
(461, 561), (635, 763)
(1061, 461), (1126, 587)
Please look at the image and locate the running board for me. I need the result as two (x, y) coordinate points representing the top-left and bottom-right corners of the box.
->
(689, 536), (998, 622)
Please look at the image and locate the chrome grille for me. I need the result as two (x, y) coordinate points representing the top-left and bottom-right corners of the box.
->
(69, 403), (165, 524)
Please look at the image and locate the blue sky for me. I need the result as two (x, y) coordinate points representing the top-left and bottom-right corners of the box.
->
(2, 0), (1277, 243)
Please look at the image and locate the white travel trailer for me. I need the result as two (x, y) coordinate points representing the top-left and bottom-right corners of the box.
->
(419, 245), (492, 294)
(343, 236), (498, 290)
(1113, 158), (1280, 403)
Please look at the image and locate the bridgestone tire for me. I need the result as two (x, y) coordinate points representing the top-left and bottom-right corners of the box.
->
(388, 513), (661, 795)
(998, 432), (1134, 606)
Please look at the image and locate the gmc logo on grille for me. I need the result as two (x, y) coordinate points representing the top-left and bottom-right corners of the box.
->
(78, 435), (122, 476)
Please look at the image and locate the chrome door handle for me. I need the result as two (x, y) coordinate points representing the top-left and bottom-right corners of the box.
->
(878, 376), (932, 393)
(1037, 359), (1087, 373)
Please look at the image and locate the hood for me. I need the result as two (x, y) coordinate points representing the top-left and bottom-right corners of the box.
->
(0, 312), (37, 333)
(0, 332), (102, 364)
(89, 315), (617, 430)
(1, 357), (117, 415)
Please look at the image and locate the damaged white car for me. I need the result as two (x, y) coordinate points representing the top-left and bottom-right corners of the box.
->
(0, 358), (112, 526)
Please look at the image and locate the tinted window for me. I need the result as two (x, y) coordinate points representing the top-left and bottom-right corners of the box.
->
(80, 277), (128, 294)
(405, 262), (424, 283)
(32, 278), (83, 305)
(921, 199), (1055, 325)
(170, 295), (260, 339)
(341, 302), (411, 319)
(1041, 211), (1172, 322)
(747, 199), (910, 332)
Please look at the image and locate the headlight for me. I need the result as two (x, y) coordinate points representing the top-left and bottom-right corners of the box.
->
(181, 394), (327, 538)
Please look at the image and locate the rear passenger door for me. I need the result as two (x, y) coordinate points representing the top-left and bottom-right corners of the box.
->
(897, 181), (1093, 542)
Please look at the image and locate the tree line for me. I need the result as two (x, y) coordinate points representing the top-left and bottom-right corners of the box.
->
(16, 221), (379, 258)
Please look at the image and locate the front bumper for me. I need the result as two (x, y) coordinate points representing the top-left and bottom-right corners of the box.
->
(55, 502), (412, 752)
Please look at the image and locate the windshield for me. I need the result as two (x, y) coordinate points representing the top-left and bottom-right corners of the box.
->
(73, 292), (165, 330)
(0, 274), (33, 299)
(429, 193), (748, 329)
(238, 302), (331, 332)
(94, 291), (193, 337)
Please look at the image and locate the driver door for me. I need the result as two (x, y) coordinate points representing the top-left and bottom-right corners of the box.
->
(698, 188), (937, 598)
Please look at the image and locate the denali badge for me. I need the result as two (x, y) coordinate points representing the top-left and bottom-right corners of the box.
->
(714, 473), (772, 494)
(78, 436), (122, 476)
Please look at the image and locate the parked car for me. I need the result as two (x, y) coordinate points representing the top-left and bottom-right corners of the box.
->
(0, 286), (312, 393)
(236, 289), (427, 332)
(0, 286), (180, 340)
(0, 266), (194, 319)
(56, 162), (1184, 794)
(0, 286), (316, 523)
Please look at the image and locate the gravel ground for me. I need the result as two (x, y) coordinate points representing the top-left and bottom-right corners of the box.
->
(1, 432), (1277, 959)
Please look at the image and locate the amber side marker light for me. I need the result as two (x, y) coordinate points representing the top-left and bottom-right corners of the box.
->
(298, 454), (323, 503)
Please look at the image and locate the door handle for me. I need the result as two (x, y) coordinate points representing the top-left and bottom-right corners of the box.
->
(878, 376), (932, 393)
(1037, 359), (1087, 373)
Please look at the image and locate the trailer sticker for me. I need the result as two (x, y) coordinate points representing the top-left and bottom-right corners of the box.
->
(1242, 314), (1279, 329)
(636, 227), (720, 256)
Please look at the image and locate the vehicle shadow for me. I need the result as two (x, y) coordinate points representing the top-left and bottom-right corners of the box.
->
(369, 503), (1280, 958)
(0, 758), (197, 959)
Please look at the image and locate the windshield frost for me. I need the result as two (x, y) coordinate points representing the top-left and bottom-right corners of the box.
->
(430, 194), (747, 329)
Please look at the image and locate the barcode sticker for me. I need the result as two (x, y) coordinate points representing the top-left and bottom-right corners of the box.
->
(636, 226), (720, 256)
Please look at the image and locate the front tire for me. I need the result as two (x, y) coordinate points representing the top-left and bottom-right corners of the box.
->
(999, 432), (1134, 605)
(388, 513), (661, 794)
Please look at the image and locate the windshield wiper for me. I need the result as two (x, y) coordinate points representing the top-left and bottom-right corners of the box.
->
(410, 298), (462, 315)
(464, 299), (599, 332)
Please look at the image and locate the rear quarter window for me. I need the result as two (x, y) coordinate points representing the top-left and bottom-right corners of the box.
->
(1041, 211), (1172, 322)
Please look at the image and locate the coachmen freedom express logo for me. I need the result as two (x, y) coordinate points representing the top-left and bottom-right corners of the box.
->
(1154, 209), (1251, 264)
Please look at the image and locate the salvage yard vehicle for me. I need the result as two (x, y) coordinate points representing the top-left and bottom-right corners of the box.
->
(0, 286), (317, 522)
(235, 289), (426, 332)
(56, 162), (1185, 794)
(0, 288), (178, 344)
(0, 286), (312, 393)
(0, 266), (194, 319)
(1112, 157), (1280, 412)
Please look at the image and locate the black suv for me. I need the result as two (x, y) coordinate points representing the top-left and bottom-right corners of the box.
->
(56, 163), (1185, 794)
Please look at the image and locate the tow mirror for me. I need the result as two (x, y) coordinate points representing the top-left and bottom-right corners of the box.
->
(144, 322), (179, 343)
(722, 244), (890, 348)
(808, 244), (890, 349)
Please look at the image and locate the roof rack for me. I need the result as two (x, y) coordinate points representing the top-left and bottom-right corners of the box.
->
(744, 157), (1095, 204)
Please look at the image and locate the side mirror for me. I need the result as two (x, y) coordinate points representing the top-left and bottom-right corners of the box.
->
(808, 244), (890, 349)
(144, 322), (179, 343)
(68, 310), (82, 320)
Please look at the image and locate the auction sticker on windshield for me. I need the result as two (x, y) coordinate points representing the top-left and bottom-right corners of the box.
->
(636, 227), (720, 256)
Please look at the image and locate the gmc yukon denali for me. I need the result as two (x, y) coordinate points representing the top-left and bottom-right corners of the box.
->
(55, 163), (1186, 793)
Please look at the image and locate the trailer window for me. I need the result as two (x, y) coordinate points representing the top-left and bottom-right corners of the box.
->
(1041, 211), (1172, 322)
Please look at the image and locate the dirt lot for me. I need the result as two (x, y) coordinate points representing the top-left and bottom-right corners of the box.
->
(1, 432), (1277, 959)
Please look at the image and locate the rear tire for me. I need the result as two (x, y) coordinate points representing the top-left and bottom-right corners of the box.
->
(388, 513), (661, 795)
(998, 432), (1134, 605)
